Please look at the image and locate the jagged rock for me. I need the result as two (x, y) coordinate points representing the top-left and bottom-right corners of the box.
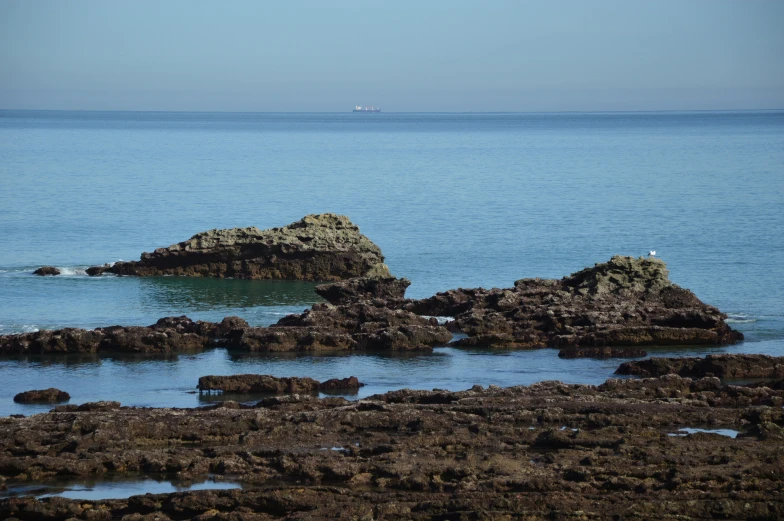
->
(13, 388), (70, 403)
(405, 256), (742, 349)
(616, 354), (784, 378)
(197, 375), (363, 393)
(88, 214), (391, 281)
(315, 276), (411, 304)
(32, 266), (60, 276)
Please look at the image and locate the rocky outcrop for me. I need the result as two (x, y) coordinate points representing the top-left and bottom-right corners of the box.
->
(32, 266), (60, 276)
(0, 316), (248, 355)
(260, 300), (452, 351)
(406, 256), (743, 349)
(0, 306), (451, 355)
(315, 276), (411, 304)
(1, 377), (783, 520)
(13, 388), (70, 403)
(85, 264), (110, 276)
(88, 214), (391, 281)
(197, 375), (363, 393)
(616, 354), (784, 379)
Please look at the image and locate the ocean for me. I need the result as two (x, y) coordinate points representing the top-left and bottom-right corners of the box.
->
(1, 110), (782, 416)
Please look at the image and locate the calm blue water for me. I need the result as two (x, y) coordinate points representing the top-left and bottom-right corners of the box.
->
(1, 110), (783, 417)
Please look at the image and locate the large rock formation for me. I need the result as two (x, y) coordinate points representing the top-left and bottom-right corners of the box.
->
(88, 214), (391, 280)
(406, 256), (743, 349)
(616, 354), (784, 379)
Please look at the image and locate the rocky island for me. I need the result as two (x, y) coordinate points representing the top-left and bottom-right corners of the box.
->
(86, 213), (391, 281)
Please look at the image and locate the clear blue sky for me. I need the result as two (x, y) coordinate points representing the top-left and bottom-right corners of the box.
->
(1, 0), (782, 112)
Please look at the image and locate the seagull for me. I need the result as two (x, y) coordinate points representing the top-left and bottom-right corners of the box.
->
(648, 250), (656, 257)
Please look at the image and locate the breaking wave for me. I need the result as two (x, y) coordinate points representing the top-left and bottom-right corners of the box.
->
(726, 313), (757, 324)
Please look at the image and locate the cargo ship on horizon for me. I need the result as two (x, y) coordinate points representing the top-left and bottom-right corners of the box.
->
(353, 105), (380, 113)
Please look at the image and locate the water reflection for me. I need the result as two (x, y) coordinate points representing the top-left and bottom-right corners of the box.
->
(2, 338), (781, 418)
(1, 474), (241, 500)
(138, 277), (323, 311)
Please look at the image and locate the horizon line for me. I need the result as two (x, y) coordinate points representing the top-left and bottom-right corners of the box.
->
(1, 107), (783, 115)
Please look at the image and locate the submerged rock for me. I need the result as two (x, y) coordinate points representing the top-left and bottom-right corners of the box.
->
(88, 213), (391, 281)
(406, 255), (742, 349)
(558, 347), (647, 359)
(197, 374), (363, 393)
(13, 388), (70, 403)
(616, 354), (784, 378)
(32, 266), (60, 276)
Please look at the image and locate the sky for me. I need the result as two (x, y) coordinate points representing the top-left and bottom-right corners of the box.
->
(0, 0), (782, 112)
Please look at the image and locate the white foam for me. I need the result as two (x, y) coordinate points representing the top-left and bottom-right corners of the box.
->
(668, 428), (739, 438)
(57, 267), (88, 276)
(726, 313), (757, 324)
(422, 316), (454, 325)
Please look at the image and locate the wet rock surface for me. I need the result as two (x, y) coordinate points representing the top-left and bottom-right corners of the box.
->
(1, 377), (783, 519)
(197, 375), (363, 393)
(12, 389), (70, 404)
(31, 266), (60, 276)
(617, 353), (784, 378)
(88, 214), (391, 281)
(406, 255), (743, 349)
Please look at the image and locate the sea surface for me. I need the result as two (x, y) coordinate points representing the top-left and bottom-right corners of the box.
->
(1, 110), (783, 418)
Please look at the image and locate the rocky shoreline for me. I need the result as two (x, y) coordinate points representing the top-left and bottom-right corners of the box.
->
(7, 216), (770, 518)
(2, 376), (783, 520)
(617, 354), (784, 378)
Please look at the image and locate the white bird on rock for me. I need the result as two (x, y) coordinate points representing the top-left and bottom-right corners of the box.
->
(649, 250), (656, 257)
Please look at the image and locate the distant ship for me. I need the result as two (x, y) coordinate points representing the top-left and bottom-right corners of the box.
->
(353, 105), (381, 113)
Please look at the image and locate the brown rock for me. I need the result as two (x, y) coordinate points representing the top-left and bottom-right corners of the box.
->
(315, 276), (411, 304)
(32, 266), (60, 276)
(13, 388), (70, 403)
(197, 375), (364, 393)
(616, 354), (784, 378)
